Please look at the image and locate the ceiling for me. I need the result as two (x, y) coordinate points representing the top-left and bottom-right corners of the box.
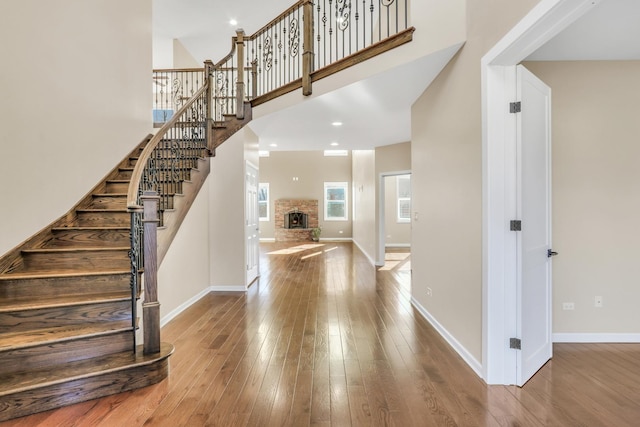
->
(526, 0), (640, 61)
(154, 0), (640, 152)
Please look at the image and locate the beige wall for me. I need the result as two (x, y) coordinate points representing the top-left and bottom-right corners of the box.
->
(0, 0), (152, 256)
(258, 151), (352, 240)
(158, 179), (211, 322)
(410, 0), (541, 361)
(523, 61), (640, 335)
(384, 176), (411, 246)
(351, 150), (377, 263)
(209, 130), (251, 288)
(173, 39), (201, 68)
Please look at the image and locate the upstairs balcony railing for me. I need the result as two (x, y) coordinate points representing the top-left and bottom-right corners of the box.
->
(153, 0), (412, 125)
(136, 0), (413, 355)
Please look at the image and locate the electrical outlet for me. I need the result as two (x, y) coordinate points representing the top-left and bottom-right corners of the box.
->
(594, 296), (603, 308)
(426, 287), (432, 297)
(562, 302), (574, 310)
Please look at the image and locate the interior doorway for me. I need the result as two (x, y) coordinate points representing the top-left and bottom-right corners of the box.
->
(481, 0), (600, 385)
(377, 170), (411, 266)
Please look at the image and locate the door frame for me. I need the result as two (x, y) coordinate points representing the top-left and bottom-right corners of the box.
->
(481, 0), (602, 384)
(245, 160), (260, 287)
(377, 170), (412, 266)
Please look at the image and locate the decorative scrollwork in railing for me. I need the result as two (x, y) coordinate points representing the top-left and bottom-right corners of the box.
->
(337, 0), (351, 31)
(153, 68), (205, 126)
(315, 0), (409, 70)
(129, 82), (209, 352)
(289, 19), (300, 57)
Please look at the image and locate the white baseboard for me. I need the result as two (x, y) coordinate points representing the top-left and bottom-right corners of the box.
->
(209, 285), (247, 292)
(259, 238), (276, 242)
(553, 333), (640, 343)
(320, 237), (352, 242)
(385, 243), (411, 248)
(160, 287), (211, 328)
(411, 297), (483, 379)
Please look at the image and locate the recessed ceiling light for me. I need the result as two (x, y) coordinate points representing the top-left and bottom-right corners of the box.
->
(331, 121), (343, 126)
(330, 142), (339, 146)
(269, 143), (278, 147)
(229, 19), (238, 26)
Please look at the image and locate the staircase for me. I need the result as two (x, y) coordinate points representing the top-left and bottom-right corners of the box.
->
(0, 0), (414, 420)
(0, 138), (192, 421)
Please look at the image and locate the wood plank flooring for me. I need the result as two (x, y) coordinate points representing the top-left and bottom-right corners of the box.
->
(3, 241), (639, 426)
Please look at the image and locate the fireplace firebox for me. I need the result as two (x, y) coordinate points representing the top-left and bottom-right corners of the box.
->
(284, 210), (308, 229)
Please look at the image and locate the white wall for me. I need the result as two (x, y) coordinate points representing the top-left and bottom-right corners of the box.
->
(351, 150), (377, 264)
(0, 0), (152, 256)
(524, 60), (640, 336)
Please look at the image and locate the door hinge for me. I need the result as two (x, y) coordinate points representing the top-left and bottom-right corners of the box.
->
(510, 220), (522, 231)
(510, 101), (521, 113)
(510, 338), (522, 350)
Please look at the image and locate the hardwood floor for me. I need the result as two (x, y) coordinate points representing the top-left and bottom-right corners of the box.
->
(3, 241), (639, 426)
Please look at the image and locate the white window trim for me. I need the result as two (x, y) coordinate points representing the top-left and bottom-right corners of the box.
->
(397, 175), (411, 223)
(324, 182), (348, 221)
(258, 182), (269, 222)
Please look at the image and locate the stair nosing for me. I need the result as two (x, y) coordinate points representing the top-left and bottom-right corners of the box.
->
(22, 247), (130, 254)
(0, 323), (133, 354)
(51, 226), (130, 231)
(76, 209), (128, 213)
(0, 269), (132, 280)
(0, 293), (131, 313)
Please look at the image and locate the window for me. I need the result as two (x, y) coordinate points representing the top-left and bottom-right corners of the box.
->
(258, 183), (269, 221)
(324, 182), (348, 221)
(324, 149), (348, 156)
(397, 175), (411, 223)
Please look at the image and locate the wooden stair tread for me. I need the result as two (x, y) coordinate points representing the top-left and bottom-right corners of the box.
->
(0, 321), (132, 351)
(92, 193), (127, 197)
(22, 246), (129, 254)
(0, 342), (173, 396)
(51, 226), (130, 231)
(0, 292), (130, 312)
(76, 208), (128, 212)
(0, 269), (131, 280)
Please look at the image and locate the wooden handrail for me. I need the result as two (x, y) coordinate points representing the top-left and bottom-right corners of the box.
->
(152, 67), (204, 73)
(247, 1), (305, 40)
(126, 83), (208, 209)
(213, 37), (237, 68)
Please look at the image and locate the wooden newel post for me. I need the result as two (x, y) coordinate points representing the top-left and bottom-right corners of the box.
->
(302, 0), (315, 96)
(141, 191), (161, 354)
(204, 60), (215, 155)
(235, 29), (246, 119)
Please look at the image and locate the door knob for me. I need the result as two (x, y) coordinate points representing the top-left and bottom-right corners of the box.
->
(547, 249), (558, 257)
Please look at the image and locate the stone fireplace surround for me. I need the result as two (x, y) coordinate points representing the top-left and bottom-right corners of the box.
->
(275, 199), (318, 242)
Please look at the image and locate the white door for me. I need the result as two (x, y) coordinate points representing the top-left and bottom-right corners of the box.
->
(516, 65), (553, 386)
(246, 163), (259, 285)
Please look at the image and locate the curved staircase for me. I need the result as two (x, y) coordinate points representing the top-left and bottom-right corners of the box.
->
(0, 138), (174, 421)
